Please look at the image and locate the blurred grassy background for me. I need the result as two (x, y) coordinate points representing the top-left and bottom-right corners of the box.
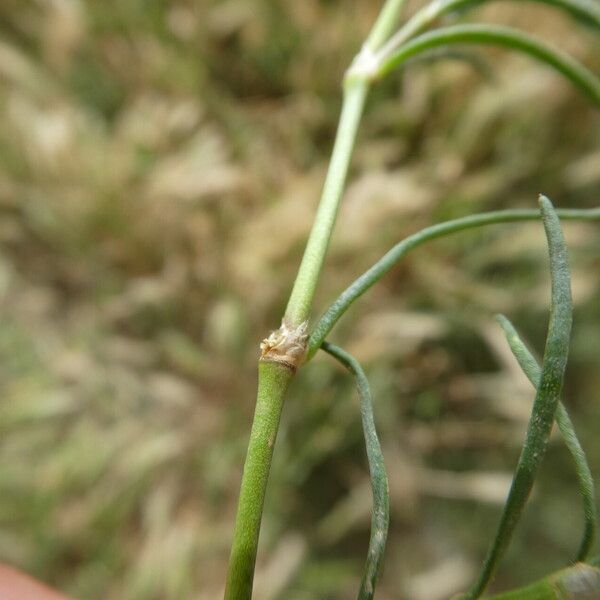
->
(0, 1), (599, 599)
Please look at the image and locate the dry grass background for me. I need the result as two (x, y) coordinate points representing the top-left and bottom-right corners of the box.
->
(0, 1), (599, 599)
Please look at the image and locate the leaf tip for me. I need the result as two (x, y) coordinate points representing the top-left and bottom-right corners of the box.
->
(494, 313), (508, 325)
(538, 194), (553, 211)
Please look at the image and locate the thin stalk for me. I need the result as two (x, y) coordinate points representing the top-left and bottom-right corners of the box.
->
(284, 81), (369, 326)
(307, 207), (600, 359)
(462, 196), (573, 599)
(224, 362), (294, 600)
(375, 25), (600, 104)
(495, 314), (596, 561)
(285, 0), (409, 327)
(366, 0), (408, 50)
(375, 0), (600, 61)
(321, 342), (389, 600)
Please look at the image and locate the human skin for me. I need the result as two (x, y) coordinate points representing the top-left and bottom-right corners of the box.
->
(0, 564), (72, 600)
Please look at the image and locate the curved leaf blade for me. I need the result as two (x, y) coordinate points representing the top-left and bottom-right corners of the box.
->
(462, 196), (573, 599)
(377, 0), (600, 56)
(307, 207), (600, 359)
(321, 342), (389, 600)
(376, 24), (600, 104)
(495, 314), (596, 561)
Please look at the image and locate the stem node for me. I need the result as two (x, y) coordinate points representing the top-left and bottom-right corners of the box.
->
(345, 45), (381, 85)
(259, 319), (309, 371)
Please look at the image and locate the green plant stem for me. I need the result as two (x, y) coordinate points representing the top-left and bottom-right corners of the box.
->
(375, 0), (600, 60)
(322, 342), (389, 600)
(225, 0), (409, 595)
(375, 25), (600, 104)
(307, 207), (600, 359)
(285, 0), (412, 327)
(284, 81), (369, 327)
(462, 197), (573, 599)
(495, 314), (596, 561)
(366, 0), (408, 50)
(224, 361), (294, 600)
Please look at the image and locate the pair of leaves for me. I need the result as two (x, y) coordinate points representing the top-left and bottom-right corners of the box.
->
(362, 0), (600, 107)
(321, 198), (599, 599)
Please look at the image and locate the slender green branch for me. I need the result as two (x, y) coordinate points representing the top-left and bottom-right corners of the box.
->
(366, 0), (408, 51)
(375, 0), (600, 60)
(225, 1), (408, 596)
(495, 314), (597, 561)
(285, 0), (410, 327)
(284, 82), (369, 326)
(321, 342), (389, 600)
(462, 196), (573, 599)
(375, 25), (600, 104)
(307, 207), (600, 359)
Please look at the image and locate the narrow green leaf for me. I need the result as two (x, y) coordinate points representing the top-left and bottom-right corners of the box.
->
(462, 196), (573, 599)
(375, 25), (600, 105)
(365, 0), (407, 50)
(402, 47), (497, 81)
(307, 207), (600, 359)
(495, 314), (596, 561)
(321, 341), (389, 600)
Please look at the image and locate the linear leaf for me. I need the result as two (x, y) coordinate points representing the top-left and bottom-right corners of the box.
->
(377, 0), (600, 55)
(462, 196), (573, 599)
(495, 314), (596, 561)
(376, 25), (600, 104)
(321, 342), (389, 600)
(307, 207), (600, 359)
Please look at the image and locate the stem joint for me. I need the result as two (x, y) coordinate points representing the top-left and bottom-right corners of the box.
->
(259, 319), (309, 372)
(345, 45), (381, 85)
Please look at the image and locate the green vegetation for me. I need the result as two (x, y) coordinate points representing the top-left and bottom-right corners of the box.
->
(1, 1), (599, 599)
(496, 314), (596, 562)
(322, 341), (389, 600)
(226, 0), (600, 597)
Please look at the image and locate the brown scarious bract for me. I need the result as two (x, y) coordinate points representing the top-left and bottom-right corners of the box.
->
(259, 319), (308, 371)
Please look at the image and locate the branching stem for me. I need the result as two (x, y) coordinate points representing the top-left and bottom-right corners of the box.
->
(225, 1), (407, 596)
(225, 0), (600, 593)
